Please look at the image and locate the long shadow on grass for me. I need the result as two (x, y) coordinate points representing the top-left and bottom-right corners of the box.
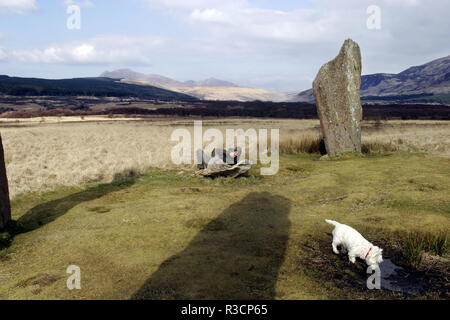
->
(132, 192), (291, 300)
(16, 178), (135, 234)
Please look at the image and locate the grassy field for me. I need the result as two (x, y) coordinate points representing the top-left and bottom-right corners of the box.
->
(1, 151), (448, 299)
(1, 118), (450, 198)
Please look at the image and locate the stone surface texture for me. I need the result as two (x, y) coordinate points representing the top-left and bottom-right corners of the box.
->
(313, 39), (363, 156)
(0, 133), (11, 230)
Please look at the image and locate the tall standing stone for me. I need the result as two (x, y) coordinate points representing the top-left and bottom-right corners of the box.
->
(313, 39), (363, 156)
(0, 133), (11, 230)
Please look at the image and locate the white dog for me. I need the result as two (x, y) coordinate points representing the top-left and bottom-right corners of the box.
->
(325, 219), (383, 268)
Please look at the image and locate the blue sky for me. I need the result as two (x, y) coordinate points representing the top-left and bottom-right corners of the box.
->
(0, 0), (449, 92)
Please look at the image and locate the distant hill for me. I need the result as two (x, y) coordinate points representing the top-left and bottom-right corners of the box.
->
(0, 75), (198, 101)
(107, 69), (284, 102)
(184, 78), (238, 87)
(100, 69), (187, 87)
(169, 85), (287, 102)
(293, 55), (450, 104)
(101, 69), (237, 88)
(119, 78), (286, 102)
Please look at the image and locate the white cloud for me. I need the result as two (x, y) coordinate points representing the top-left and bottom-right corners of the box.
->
(146, 1), (353, 45)
(384, 0), (421, 6)
(190, 8), (228, 23)
(2, 0), (449, 91)
(0, 35), (7, 61)
(138, 0), (450, 90)
(144, 0), (245, 10)
(63, 0), (94, 8)
(143, 0), (445, 48)
(154, 1), (447, 60)
(10, 35), (168, 64)
(0, 47), (7, 61)
(0, 0), (37, 13)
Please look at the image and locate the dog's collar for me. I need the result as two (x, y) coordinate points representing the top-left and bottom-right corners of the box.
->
(365, 247), (372, 259)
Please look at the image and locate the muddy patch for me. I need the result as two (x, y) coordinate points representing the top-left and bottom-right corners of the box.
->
(377, 236), (449, 298)
(298, 235), (448, 299)
(379, 259), (426, 295)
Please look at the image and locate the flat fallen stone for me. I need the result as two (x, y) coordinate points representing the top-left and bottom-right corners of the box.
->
(195, 160), (253, 178)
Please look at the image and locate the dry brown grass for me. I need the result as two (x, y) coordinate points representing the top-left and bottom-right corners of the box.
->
(361, 140), (400, 154)
(279, 136), (323, 154)
(1, 121), (174, 197)
(280, 120), (450, 156)
(1, 118), (449, 198)
(278, 136), (401, 155)
(362, 120), (450, 156)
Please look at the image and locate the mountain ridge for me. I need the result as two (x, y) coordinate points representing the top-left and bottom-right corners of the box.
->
(293, 55), (450, 103)
(100, 69), (238, 88)
(102, 69), (285, 102)
(184, 78), (238, 87)
(100, 69), (187, 87)
(0, 75), (198, 101)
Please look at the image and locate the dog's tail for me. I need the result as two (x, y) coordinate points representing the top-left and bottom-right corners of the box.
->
(325, 219), (340, 227)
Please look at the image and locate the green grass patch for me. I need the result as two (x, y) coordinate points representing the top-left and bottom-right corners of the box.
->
(401, 231), (448, 266)
(1, 153), (449, 299)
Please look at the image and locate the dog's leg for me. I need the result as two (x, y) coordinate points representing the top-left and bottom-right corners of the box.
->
(332, 240), (340, 254)
(348, 254), (356, 264)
